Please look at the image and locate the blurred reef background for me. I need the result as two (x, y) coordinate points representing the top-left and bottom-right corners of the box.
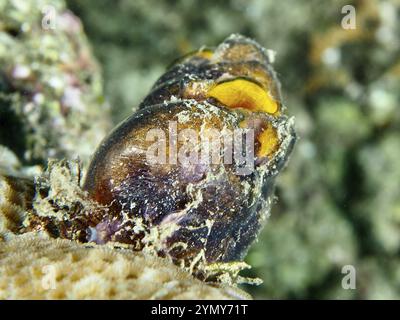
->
(1, 0), (400, 299)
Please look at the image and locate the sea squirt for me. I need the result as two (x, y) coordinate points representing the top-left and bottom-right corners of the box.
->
(82, 34), (296, 274)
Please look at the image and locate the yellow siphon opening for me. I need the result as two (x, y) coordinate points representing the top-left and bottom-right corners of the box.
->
(207, 79), (278, 114)
(257, 125), (280, 158)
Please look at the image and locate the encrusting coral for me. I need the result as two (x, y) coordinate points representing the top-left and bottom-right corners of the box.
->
(0, 234), (250, 299)
(0, 172), (33, 240)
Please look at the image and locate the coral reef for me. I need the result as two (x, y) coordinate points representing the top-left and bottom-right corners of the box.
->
(0, 234), (250, 299)
(0, 172), (33, 240)
(0, 0), (111, 166)
(1, 0), (399, 300)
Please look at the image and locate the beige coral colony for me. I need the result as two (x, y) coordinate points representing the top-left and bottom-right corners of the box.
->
(0, 9), (296, 299)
